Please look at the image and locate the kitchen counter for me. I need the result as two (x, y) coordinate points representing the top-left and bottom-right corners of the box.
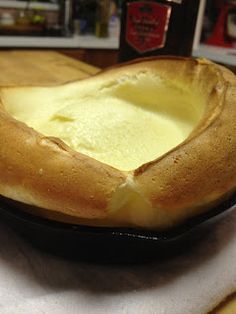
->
(0, 50), (235, 314)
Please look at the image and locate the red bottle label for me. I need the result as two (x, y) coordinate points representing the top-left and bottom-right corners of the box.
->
(126, 1), (172, 53)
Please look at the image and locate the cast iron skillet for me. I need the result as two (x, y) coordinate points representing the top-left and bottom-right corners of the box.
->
(0, 193), (235, 263)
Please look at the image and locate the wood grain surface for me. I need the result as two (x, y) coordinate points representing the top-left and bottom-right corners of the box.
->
(0, 50), (99, 86)
(0, 50), (234, 314)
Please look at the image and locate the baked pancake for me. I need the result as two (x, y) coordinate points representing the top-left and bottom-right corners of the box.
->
(0, 57), (235, 230)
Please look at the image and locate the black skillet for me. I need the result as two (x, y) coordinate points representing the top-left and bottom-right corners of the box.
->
(0, 193), (235, 263)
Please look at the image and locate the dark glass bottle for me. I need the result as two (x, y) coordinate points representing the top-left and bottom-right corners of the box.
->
(95, 0), (110, 38)
(118, 0), (200, 62)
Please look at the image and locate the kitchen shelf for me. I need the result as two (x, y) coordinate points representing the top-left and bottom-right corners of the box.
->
(0, 34), (119, 49)
(0, 0), (59, 11)
(193, 44), (236, 66)
(0, 34), (235, 67)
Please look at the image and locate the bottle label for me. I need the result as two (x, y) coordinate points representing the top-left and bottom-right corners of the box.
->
(126, 1), (172, 53)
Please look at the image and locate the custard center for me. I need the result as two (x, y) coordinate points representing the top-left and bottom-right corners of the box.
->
(3, 72), (204, 171)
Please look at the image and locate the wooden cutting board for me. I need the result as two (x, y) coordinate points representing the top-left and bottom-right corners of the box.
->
(0, 50), (235, 314)
(0, 50), (99, 86)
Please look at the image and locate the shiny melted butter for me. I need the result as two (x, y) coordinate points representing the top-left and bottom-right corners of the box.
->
(4, 72), (205, 171)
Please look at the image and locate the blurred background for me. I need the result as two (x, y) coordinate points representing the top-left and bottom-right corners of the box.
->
(0, 0), (235, 68)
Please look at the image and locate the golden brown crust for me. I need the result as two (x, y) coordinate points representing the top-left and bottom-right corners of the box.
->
(134, 59), (236, 225)
(0, 56), (235, 229)
(0, 109), (126, 219)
